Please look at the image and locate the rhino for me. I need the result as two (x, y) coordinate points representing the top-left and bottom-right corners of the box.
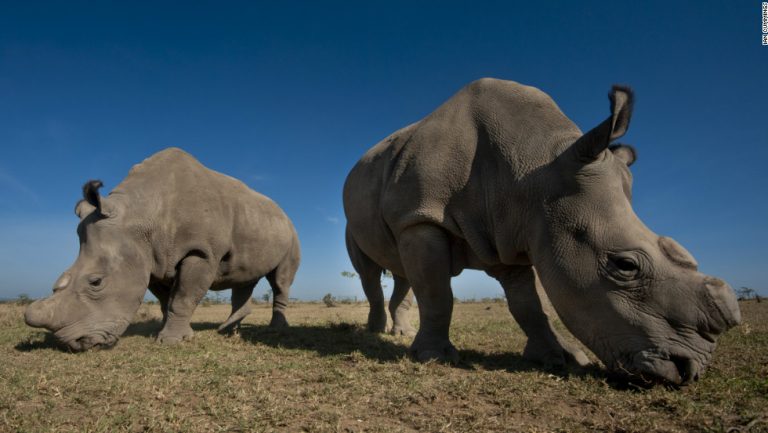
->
(24, 148), (300, 351)
(343, 78), (741, 385)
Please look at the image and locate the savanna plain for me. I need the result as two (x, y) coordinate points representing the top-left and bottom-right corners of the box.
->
(0, 298), (765, 433)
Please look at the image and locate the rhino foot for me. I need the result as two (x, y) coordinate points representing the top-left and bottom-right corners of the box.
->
(157, 329), (193, 345)
(409, 337), (459, 364)
(157, 325), (194, 345)
(522, 338), (590, 368)
(366, 309), (387, 333)
(217, 322), (241, 335)
(269, 311), (289, 328)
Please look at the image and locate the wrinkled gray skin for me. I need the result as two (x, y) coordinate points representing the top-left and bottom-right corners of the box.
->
(343, 78), (741, 385)
(25, 148), (300, 351)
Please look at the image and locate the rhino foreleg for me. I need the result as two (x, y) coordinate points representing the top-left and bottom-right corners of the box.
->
(147, 282), (171, 326)
(158, 255), (215, 344)
(399, 224), (459, 364)
(489, 266), (590, 368)
(389, 276), (416, 337)
(217, 282), (256, 334)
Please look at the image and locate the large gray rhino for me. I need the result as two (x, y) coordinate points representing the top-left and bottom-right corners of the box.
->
(25, 148), (300, 351)
(343, 78), (741, 385)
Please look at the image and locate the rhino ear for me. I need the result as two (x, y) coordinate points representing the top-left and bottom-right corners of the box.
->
(609, 144), (637, 167)
(74, 199), (96, 219)
(573, 85), (634, 162)
(81, 180), (115, 218)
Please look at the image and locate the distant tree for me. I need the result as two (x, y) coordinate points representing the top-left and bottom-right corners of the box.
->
(322, 293), (337, 307)
(16, 294), (32, 305)
(262, 292), (271, 303)
(341, 269), (393, 288)
(737, 287), (756, 301)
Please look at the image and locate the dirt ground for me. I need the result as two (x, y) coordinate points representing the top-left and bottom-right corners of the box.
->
(0, 299), (765, 432)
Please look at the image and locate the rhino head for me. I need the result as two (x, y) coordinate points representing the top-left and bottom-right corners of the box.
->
(529, 86), (741, 385)
(25, 181), (151, 351)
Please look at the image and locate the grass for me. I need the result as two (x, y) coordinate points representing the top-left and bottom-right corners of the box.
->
(0, 300), (765, 432)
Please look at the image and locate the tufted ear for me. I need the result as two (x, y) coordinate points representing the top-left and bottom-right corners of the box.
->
(79, 180), (115, 218)
(74, 199), (96, 219)
(572, 85), (634, 162)
(609, 144), (637, 167)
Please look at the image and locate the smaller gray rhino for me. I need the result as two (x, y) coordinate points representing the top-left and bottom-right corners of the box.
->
(25, 148), (300, 351)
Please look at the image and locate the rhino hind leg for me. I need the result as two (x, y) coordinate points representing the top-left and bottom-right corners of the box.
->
(389, 276), (416, 337)
(398, 224), (459, 364)
(158, 255), (216, 344)
(346, 227), (387, 333)
(266, 248), (298, 328)
(489, 266), (590, 368)
(217, 282), (257, 334)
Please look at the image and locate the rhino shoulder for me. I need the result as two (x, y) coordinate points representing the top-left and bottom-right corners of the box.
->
(464, 78), (558, 110)
(127, 147), (201, 177)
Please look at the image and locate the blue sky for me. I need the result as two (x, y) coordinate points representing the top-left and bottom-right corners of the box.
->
(1, 1), (766, 300)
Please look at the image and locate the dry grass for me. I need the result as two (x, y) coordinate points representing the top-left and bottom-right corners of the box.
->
(0, 300), (765, 432)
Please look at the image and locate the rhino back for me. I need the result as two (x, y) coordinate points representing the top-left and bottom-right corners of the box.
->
(345, 78), (581, 270)
(111, 148), (296, 284)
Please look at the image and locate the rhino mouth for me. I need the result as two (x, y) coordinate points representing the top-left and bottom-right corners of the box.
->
(53, 320), (128, 352)
(67, 333), (119, 352)
(612, 347), (708, 387)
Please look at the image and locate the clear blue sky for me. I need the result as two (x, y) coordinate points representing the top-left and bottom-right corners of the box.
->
(1, 1), (766, 300)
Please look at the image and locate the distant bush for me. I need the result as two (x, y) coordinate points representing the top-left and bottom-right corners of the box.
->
(322, 293), (337, 308)
(201, 292), (226, 307)
(16, 294), (33, 306)
(340, 271), (357, 279)
(337, 296), (358, 305)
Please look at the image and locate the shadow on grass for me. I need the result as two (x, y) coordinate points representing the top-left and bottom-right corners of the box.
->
(233, 322), (615, 383)
(459, 348), (609, 381)
(236, 322), (409, 362)
(123, 319), (163, 337)
(14, 331), (60, 351)
(186, 320), (606, 381)
(13, 319), (218, 351)
(14, 319), (612, 385)
(124, 320), (223, 337)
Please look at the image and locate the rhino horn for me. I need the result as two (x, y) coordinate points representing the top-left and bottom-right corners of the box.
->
(573, 85), (634, 162)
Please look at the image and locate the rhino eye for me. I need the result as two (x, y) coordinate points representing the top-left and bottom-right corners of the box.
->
(615, 258), (638, 272)
(88, 276), (104, 289)
(606, 253), (642, 282)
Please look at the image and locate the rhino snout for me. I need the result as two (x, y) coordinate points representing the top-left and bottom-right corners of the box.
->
(24, 299), (53, 329)
(704, 277), (741, 330)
